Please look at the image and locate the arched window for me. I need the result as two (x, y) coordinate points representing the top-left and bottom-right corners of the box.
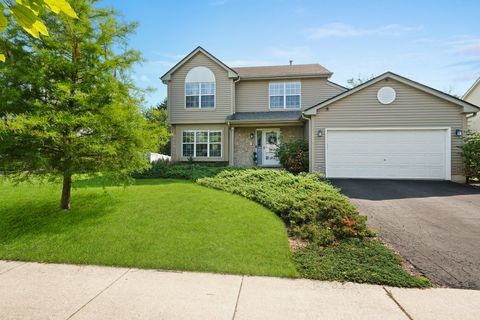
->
(185, 66), (216, 109)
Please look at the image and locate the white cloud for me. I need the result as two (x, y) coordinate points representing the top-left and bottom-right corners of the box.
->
(139, 74), (150, 83)
(307, 23), (423, 39)
(455, 42), (480, 56)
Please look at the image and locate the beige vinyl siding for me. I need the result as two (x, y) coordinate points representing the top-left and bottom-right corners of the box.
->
(310, 78), (466, 177)
(168, 51), (233, 124)
(235, 78), (343, 112)
(171, 124), (229, 162)
(465, 84), (480, 132)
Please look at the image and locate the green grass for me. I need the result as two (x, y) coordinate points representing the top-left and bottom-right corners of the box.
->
(0, 178), (297, 277)
(293, 238), (430, 288)
(0, 176), (429, 287)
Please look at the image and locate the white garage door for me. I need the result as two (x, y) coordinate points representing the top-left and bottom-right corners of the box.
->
(325, 129), (450, 180)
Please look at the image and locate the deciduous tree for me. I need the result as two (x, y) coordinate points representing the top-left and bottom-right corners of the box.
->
(0, 0), (77, 61)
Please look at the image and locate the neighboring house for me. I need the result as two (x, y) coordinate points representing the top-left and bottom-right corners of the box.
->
(161, 46), (479, 182)
(463, 77), (480, 132)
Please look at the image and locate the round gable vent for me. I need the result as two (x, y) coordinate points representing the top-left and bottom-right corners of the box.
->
(377, 86), (396, 104)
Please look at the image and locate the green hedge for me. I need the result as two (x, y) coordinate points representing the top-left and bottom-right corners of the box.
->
(133, 161), (242, 180)
(462, 131), (480, 181)
(198, 169), (374, 244)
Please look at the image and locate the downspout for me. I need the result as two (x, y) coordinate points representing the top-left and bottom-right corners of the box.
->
(301, 112), (313, 173)
(229, 77), (241, 166)
(233, 77), (241, 114)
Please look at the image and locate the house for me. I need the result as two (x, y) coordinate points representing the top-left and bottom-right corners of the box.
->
(161, 46), (479, 183)
(463, 77), (480, 132)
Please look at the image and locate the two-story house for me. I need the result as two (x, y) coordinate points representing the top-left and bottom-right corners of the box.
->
(161, 46), (479, 182)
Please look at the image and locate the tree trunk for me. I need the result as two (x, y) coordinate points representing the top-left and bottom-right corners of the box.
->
(60, 173), (72, 210)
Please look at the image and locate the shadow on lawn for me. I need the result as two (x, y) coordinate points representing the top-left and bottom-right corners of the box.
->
(73, 176), (182, 188)
(0, 193), (114, 243)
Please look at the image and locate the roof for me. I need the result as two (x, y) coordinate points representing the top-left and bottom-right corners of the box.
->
(463, 77), (480, 99)
(160, 46), (238, 82)
(227, 111), (303, 122)
(303, 72), (480, 115)
(233, 64), (332, 80)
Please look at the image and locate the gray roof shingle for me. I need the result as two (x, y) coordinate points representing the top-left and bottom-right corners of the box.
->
(232, 64), (332, 79)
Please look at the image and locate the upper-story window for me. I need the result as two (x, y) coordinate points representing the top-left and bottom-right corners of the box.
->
(185, 66), (216, 109)
(269, 81), (301, 109)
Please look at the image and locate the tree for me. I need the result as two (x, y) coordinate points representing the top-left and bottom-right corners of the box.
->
(143, 98), (171, 155)
(0, 0), (77, 61)
(0, 0), (157, 209)
(346, 74), (375, 88)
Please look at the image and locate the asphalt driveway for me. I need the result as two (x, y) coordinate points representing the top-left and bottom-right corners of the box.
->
(331, 179), (480, 290)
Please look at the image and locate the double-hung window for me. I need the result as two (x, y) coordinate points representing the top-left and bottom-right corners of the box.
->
(185, 82), (215, 108)
(269, 81), (301, 109)
(182, 130), (222, 158)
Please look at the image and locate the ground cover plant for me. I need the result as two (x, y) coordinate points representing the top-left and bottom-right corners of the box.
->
(293, 238), (430, 288)
(198, 169), (373, 245)
(197, 168), (429, 287)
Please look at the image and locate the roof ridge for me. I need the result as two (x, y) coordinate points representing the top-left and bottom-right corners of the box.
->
(233, 63), (322, 69)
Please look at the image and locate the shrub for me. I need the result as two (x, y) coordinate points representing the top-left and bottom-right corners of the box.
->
(133, 161), (242, 180)
(198, 169), (374, 244)
(462, 131), (480, 181)
(276, 139), (309, 174)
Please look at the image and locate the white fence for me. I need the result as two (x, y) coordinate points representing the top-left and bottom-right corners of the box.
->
(149, 153), (171, 163)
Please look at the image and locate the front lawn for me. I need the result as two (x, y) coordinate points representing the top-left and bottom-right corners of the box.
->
(0, 178), (297, 277)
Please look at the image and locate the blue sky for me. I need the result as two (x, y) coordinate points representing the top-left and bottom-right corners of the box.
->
(101, 0), (480, 106)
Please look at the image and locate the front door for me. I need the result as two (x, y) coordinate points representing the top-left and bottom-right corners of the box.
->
(262, 129), (280, 166)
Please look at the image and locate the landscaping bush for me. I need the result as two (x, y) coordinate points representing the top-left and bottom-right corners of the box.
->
(198, 169), (374, 244)
(462, 131), (480, 181)
(276, 139), (309, 174)
(133, 161), (242, 180)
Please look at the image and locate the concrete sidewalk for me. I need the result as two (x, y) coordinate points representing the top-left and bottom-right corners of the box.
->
(1, 261), (479, 320)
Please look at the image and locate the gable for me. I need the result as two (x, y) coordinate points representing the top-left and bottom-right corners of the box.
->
(168, 51), (234, 124)
(304, 72), (480, 115)
(161, 47), (237, 82)
(317, 78), (463, 118)
(464, 79), (480, 106)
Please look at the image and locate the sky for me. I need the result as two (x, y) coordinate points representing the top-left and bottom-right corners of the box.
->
(101, 0), (480, 106)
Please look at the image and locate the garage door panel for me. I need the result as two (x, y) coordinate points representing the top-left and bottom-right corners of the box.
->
(326, 129), (448, 180)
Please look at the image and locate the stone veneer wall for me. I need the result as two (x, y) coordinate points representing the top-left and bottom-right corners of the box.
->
(233, 126), (305, 166)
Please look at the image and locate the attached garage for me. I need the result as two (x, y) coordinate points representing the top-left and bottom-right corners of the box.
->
(325, 128), (450, 180)
(304, 72), (480, 182)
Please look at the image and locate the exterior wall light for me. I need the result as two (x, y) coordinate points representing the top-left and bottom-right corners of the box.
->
(317, 129), (323, 137)
(456, 129), (463, 137)
(250, 132), (255, 139)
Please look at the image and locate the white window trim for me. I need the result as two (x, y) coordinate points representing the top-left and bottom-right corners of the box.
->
(269, 81), (301, 110)
(182, 129), (222, 158)
(185, 82), (216, 109)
